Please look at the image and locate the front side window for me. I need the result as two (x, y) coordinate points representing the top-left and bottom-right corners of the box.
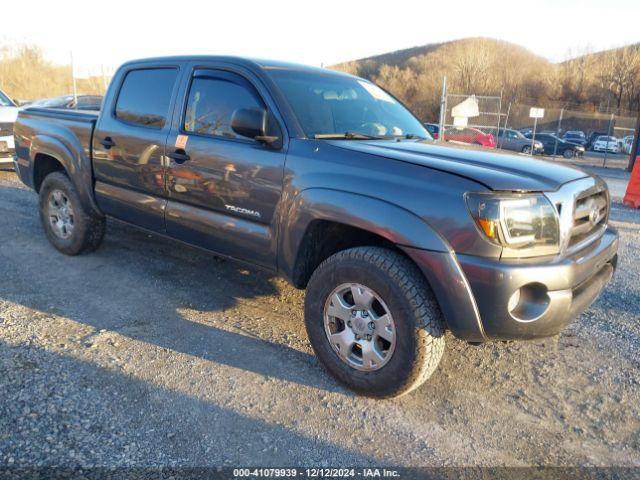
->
(184, 72), (264, 140)
(115, 68), (178, 128)
(267, 69), (430, 139)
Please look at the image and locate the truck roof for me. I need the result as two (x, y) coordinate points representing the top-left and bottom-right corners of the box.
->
(120, 55), (355, 78)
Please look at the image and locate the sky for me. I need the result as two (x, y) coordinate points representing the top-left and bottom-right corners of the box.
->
(2, 0), (639, 77)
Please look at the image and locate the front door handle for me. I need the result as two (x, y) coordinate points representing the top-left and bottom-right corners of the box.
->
(100, 137), (115, 149)
(167, 150), (190, 164)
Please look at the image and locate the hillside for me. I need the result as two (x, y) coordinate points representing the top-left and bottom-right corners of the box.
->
(331, 37), (640, 121)
(0, 44), (107, 102)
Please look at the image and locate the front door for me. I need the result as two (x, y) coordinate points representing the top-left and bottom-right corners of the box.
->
(164, 67), (286, 268)
(93, 66), (182, 231)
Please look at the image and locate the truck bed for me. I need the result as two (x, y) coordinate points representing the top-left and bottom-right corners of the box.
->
(13, 107), (99, 209)
(18, 107), (98, 155)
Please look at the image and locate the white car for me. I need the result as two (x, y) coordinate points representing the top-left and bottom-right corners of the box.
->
(0, 88), (19, 167)
(592, 135), (620, 154)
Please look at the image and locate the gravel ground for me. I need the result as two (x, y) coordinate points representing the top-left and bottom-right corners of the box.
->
(0, 169), (639, 468)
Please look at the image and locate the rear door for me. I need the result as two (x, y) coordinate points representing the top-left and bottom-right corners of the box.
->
(93, 65), (183, 232)
(163, 64), (287, 268)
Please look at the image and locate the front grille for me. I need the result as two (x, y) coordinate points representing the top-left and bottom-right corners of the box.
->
(545, 177), (610, 256)
(568, 189), (608, 248)
(0, 122), (14, 136)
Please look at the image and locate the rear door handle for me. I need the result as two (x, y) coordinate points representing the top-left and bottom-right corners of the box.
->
(100, 137), (115, 149)
(167, 150), (190, 164)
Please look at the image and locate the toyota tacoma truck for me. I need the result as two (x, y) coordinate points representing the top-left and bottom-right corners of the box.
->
(13, 56), (619, 398)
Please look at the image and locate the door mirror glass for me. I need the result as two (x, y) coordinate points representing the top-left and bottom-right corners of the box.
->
(231, 108), (267, 139)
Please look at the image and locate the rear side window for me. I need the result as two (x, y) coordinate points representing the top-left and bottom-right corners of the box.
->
(115, 68), (178, 128)
(183, 72), (264, 140)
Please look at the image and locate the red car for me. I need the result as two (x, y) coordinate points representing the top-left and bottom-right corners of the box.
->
(444, 127), (496, 148)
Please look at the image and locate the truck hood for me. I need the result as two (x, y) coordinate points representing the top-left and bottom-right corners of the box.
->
(330, 140), (588, 191)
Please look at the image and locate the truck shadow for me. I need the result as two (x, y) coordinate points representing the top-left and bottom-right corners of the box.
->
(0, 339), (375, 465)
(0, 179), (344, 394)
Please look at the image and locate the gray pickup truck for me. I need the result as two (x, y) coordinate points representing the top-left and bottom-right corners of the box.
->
(13, 56), (618, 398)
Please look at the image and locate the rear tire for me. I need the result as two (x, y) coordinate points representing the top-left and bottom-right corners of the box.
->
(304, 246), (445, 398)
(39, 172), (105, 255)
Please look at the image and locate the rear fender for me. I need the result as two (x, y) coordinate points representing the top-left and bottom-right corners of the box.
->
(30, 134), (102, 216)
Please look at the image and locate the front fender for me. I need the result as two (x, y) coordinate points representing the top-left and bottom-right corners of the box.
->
(278, 188), (486, 341)
(29, 134), (102, 216)
(278, 188), (451, 278)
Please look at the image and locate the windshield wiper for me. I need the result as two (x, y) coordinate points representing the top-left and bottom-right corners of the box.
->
(390, 133), (429, 140)
(314, 131), (383, 140)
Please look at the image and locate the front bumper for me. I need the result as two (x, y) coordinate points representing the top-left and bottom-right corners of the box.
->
(405, 227), (618, 341)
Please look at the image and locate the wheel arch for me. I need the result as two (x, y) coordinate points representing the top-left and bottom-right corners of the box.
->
(29, 135), (102, 217)
(279, 188), (451, 289)
(279, 188), (486, 342)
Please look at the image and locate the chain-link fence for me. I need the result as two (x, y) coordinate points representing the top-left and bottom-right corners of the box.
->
(443, 94), (502, 131)
(436, 90), (638, 169)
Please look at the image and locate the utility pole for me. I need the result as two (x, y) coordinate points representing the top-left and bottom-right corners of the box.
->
(603, 113), (614, 168)
(552, 108), (564, 159)
(438, 76), (447, 143)
(496, 88), (503, 135)
(531, 116), (538, 155)
(70, 51), (78, 108)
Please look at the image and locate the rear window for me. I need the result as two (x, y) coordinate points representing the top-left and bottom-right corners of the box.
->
(115, 68), (178, 128)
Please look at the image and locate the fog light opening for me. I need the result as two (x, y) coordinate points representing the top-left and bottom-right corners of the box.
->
(508, 283), (551, 323)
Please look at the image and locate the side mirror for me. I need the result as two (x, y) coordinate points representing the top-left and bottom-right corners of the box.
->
(231, 108), (278, 145)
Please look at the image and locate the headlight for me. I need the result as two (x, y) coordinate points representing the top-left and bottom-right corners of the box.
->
(465, 193), (560, 251)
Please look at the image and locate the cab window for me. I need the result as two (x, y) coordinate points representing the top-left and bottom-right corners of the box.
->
(183, 71), (265, 140)
(115, 68), (178, 128)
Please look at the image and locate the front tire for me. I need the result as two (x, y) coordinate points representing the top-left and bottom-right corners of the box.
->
(39, 172), (105, 255)
(304, 247), (445, 398)
(522, 145), (532, 155)
(563, 149), (575, 159)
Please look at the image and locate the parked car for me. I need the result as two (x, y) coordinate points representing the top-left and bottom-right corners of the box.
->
(0, 88), (18, 168)
(622, 135), (635, 155)
(444, 127), (496, 147)
(592, 136), (621, 154)
(487, 128), (543, 154)
(424, 122), (439, 139)
(29, 94), (103, 111)
(585, 131), (609, 151)
(524, 133), (585, 158)
(14, 55), (618, 398)
(562, 131), (587, 146)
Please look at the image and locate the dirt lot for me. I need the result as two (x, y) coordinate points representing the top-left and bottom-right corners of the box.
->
(0, 169), (639, 468)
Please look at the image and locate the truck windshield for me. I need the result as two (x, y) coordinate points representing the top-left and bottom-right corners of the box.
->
(267, 69), (430, 140)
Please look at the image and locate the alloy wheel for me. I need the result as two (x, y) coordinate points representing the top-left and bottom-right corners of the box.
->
(323, 283), (397, 371)
(47, 189), (75, 239)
